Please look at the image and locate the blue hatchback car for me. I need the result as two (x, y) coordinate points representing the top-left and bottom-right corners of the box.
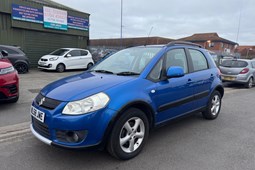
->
(30, 41), (224, 160)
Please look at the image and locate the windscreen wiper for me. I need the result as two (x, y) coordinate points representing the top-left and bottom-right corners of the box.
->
(93, 70), (114, 74)
(116, 71), (140, 76)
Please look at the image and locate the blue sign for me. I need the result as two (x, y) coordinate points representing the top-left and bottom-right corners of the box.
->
(12, 4), (43, 24)
(68, 15), (89, 31)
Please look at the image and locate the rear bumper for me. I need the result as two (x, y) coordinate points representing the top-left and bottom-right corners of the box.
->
(221, 74), (249, 84)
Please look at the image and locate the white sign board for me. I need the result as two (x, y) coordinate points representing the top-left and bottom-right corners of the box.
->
(43, 6), (67, 30)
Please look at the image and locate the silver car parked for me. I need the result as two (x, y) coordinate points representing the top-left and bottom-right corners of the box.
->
(219, 59), (255, 88)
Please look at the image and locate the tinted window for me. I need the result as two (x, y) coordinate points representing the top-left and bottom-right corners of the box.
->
(189, 49), (208, 71)
(165, 49), (188, 74)
(69, 50), (81, 57)
(221, 60), (248, 68)
(81, 50), (88, 56)
(50, 49), (69, 56)
(0, 47), (19, 54)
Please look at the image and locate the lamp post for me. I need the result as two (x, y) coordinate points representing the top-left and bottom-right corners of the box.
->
(120, 0), (123, 49)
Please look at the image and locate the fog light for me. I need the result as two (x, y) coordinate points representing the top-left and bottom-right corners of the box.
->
(48, 64), (52, 68)
(56, 130), (87, 143)
(66, 131), (79, 143)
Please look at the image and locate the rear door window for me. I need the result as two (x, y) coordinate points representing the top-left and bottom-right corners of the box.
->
(220, 60), (248, 68)
(69, 50), (81, 57)
(189, 49), (208, 72)
(81, 50), (88, 56)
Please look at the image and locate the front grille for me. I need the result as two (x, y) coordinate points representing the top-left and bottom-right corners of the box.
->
(35, 93), (61, 110)
(6, 85), (18, 94)
(41, 59), (48, 61)
(32, 117), (50, 139)
(0, 92), (7, 99)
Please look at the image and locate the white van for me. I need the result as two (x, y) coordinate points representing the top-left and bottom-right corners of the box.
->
(38, 48), (94, 72)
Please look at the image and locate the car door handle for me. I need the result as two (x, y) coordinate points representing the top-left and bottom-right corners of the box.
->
(187, 79), (192, 84)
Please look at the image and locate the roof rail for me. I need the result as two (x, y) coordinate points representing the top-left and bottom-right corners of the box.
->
(167, 41), (203, 48)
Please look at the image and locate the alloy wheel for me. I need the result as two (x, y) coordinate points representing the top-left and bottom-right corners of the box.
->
(211, 95), (220, 116)
(119, 117), (145, 153)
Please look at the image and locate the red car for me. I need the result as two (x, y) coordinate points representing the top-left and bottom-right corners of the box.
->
(0, 52), (19, 103)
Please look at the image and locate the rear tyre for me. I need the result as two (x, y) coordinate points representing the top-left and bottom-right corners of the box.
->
(14, 62), (28, 74)
(107, 108), (149, 160)
(245, 78), (253, 88)
(56, 64), (65, 72)
(202, 91), (222, 120)
(87, 63), (93, 69)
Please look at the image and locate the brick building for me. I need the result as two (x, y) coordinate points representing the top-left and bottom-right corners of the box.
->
(235, 46), (255, 59)
(178, 33), (238, 55)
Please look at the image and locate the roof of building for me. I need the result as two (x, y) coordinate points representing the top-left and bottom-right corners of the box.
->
(26, 0), (89, 14)
(90, 37), (174, 47)
(178, 33), (238, 45)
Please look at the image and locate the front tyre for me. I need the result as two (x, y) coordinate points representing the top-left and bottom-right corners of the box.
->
(56, 64), (65, 72)
(107, 108), (149, 160)
(202, 91), (222, 120)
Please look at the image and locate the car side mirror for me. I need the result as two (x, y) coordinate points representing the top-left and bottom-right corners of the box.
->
(1, 50), (8, 57)
(166, 66), (184, 78)
(66, 54), (71, 58)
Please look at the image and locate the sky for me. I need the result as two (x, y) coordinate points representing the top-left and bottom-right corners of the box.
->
(53, 0), (255, 45)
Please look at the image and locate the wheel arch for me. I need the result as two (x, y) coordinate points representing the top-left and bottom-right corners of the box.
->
(213, 85), (224, 98)
(99, 101), (155, 149)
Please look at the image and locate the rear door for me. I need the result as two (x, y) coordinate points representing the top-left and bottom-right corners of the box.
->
(80, 50), (90, 68)
(149, 48), (198, 123)
(65, 50), (82, 69)
(186, 48), (214, 108)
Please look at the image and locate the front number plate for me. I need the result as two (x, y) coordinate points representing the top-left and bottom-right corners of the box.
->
(31, 106), (45, 123)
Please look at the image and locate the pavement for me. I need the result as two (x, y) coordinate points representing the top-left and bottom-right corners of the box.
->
(0, 69), (255, 169)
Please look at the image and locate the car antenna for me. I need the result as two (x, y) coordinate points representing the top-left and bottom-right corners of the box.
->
(144, 26), (153, 46)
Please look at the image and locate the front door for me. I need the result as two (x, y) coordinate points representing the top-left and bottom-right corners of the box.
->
(149, 48), (198, 124)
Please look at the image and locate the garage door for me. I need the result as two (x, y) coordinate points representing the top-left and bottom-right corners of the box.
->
(24, 30), (79, 66)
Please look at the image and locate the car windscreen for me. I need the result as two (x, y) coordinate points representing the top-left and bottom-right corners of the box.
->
(50, 49), (69, 56)
(220, 60), (248, 68)
(91, 47), (161, 74)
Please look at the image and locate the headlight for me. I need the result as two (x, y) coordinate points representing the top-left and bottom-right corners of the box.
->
(62, 92), (110, 115)
(0, 66), (15, 75)
(49, 57), (59, 61)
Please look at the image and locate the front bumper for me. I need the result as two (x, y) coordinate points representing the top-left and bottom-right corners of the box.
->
(30, 101), (117, 148)
(0, 71), (19, 100)
(38, 61), (58, 70)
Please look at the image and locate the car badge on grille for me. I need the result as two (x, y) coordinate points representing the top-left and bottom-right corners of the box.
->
(39, 97), (45, 106)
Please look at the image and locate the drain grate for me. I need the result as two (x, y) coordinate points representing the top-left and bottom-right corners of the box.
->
(28, 89), (41, 93)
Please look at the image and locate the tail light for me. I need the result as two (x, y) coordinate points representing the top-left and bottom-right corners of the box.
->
(239, 68), (249, 74)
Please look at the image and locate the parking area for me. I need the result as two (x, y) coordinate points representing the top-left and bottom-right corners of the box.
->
(0, 69), (84, 127)
(0, 70), (254, 169)
(0, 69), (251, 128)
